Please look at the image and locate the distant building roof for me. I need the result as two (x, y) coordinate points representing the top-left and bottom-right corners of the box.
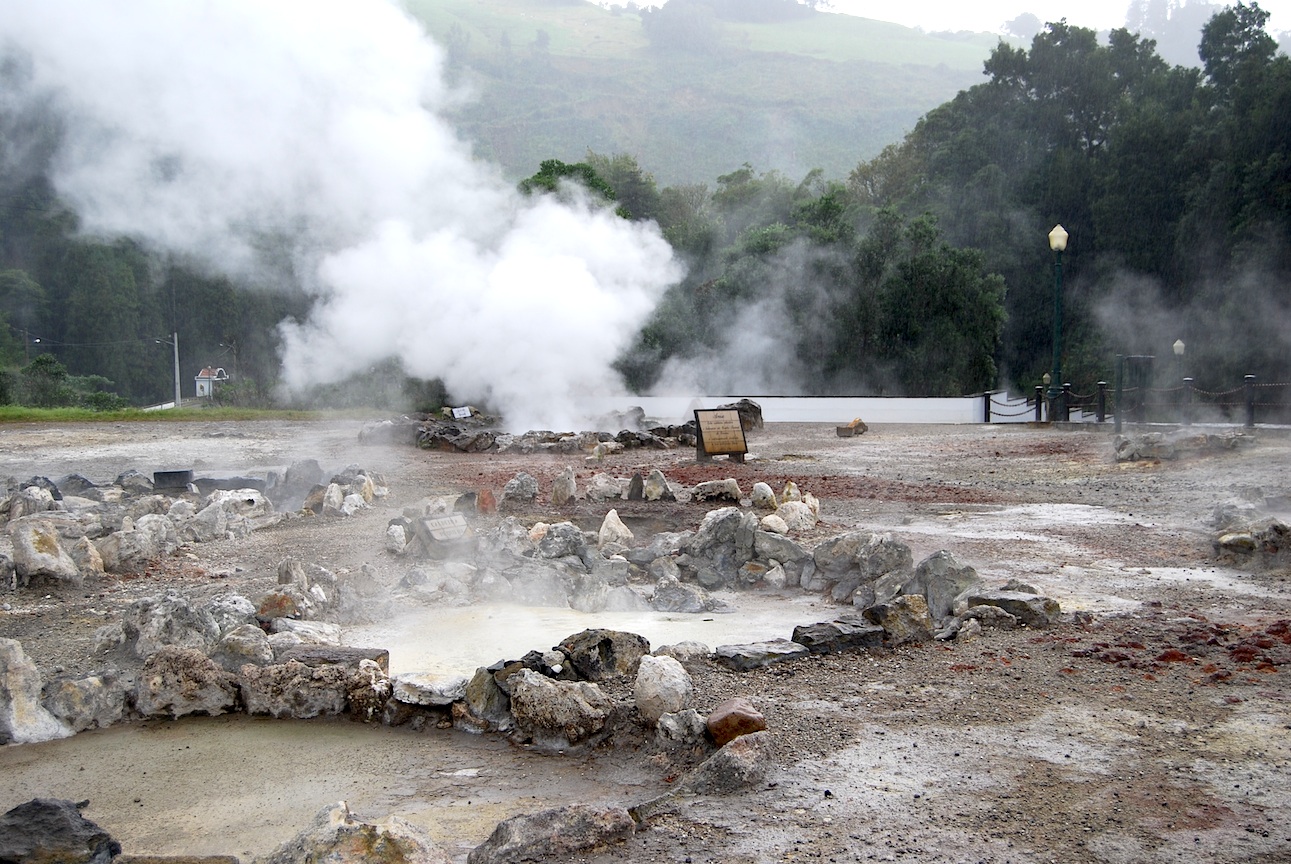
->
(196, 366), (229, 381)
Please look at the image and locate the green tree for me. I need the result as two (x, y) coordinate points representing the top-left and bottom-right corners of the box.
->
(518, 158), (626, 216)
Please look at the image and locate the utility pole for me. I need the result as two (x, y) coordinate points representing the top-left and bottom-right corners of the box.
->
(172, 331), (181, 409)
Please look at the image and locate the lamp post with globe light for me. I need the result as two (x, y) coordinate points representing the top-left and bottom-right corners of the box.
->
(1048, 225), (1068, 421)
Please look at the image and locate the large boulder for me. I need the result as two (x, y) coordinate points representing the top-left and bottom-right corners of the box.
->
(210, 623), (276, 673)
(0, 638), (73, 744)
(904, 550), (981, 621)
(123, 593), (222, 659)
(41, 673), (130, 733)
(96, 513), (178, 573)
(468, 804), (634, 864)
(677, 729), (775, 794)
(634, 654), (693, 726)
(864, 594), (935, 646)
(706, 696), (767, 746)
(238, 660), (351, 719)
(959, 588), (1060, 628)
(713, 639), (809, 672)
(0, 799), (121, 864)
(134, 646), (239, 718)
(8, 516), (82, 586)
(260, 801), (451, 864)
(557, 629), (650, 681)
(508, 669), (612, 749)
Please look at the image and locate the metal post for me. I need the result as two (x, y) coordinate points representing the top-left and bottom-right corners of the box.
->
(983, 392), (991, 424)
(1061, 383), (1072, 422)
(1114, 355), (1124, 434)
(1034, 385), (1044, 423)
(1096, 381), (1107, 423)
(172, 331), (181, 409)
(1048, 249), (1063, 413)
(1183, 377), (1194, 426)
(1244, 374), (1256, 427)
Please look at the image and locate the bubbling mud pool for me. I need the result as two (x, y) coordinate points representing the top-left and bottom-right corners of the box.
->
(342, 592), (834, 675)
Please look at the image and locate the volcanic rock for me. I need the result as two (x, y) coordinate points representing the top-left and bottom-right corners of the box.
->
(558, 629), (650, 681)
(260, 801), (451, 864)
(135, 646), (238, 718)
(1, 638), (73, 744)
(960, 589), (1060, 628)
(634, 654), (693, 725)
(41, 672), (130, 733)
(864, 594), (935, 646)
(713, 639), (809, 672)
(468, 803), (635, 864)
(508, 669), (612, 748)
(0, 799), (121, 864)
(677, 729), (775, 793)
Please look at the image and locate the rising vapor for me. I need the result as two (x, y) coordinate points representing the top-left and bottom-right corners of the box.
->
(0, 0), (680, 430)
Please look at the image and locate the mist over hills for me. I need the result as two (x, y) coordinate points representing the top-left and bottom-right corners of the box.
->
(409, 0), (1001, 185)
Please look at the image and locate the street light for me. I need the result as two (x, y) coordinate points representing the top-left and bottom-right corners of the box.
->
(1173, 339), (1185, 378)
(155, 332), (181, 409)
(1048, 224), (1068, 421)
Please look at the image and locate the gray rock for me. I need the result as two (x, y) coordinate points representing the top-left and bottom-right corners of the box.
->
(8, 516), (81, 586)
(558, 628), (650, 680)
(536, 522), (586, 559)
(960, 589), (1060, 628)
(468, 803), (634, 864)
(713, 639), (810, 672)
(502, 472), (539, 505)
(643, 469), (675, 502)
(692, 479), (742, 502)
(115, 469), (154, 494)
(0, 638), (73, 744)
(586, 473), (625, 502)
(455, 666), (512, 734)
(604, 585), (651, 612)
(750, 482), (778, 510)
(676, 730), (775, 794)
(959, 604), (1020, 630)
(96, 513), (178, 573)
(508, 669), (612, 748)
(864, 594), (935, 646)
(550, 466), (577, 506)
(651, 575), (711, 613)
(813, 531), (913, 580)
(210, 623), (276, 672)
(204, 593), (258, 635)
(656, 708), (708, 748)
(41, 673), (130, 733)
(0, 798), (121, 864)
(753, 530), (809, 564)
(124, 593), (222, 658)
(5, 485), (59, 522)
(907, 550), (981, 620)
(392, 672), (468, 706)
(238, 660), (350, 718)
(260, 801), (451, 864)
(135, 646), (238, 718)
(634, 654), (693, 725)
(655, 641), (711, 667)
(791, 621), (878, 654)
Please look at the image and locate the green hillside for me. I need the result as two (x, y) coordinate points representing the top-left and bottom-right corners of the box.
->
(406, 0), (1000, 185)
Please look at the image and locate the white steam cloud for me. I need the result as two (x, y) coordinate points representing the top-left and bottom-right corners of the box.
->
(1, 0), (680, 430)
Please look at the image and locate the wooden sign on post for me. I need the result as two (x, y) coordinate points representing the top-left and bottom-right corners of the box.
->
(694, 409), (748, 463)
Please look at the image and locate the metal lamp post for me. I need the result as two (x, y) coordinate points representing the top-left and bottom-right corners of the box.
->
(1048, 225), (1068, 421)
(1173, 339), (1185, 378)
(155, 332), (181, 409)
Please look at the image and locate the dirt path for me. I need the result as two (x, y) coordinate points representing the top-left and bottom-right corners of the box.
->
(2, 419), (1290, 862)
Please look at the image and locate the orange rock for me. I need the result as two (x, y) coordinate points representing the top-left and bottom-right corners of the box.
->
(706, 696), (766, 746)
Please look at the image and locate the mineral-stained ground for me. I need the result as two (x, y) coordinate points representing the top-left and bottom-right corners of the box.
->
(2, 419), (1289, 863)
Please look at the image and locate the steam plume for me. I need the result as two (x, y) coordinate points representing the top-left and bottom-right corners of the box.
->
(1, 0), (679, 429)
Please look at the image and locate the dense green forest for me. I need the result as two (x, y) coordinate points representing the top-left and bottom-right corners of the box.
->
(1, 0), (1288, 408)
(615, 2), (1291, 397)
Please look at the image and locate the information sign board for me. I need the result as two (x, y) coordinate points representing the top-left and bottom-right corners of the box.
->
(694, 409), (748, 463)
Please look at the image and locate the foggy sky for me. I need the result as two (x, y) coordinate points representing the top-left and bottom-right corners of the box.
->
(1, 0), (681, 429)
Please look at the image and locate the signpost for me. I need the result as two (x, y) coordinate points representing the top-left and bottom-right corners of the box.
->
(412, 513), (473, 558)
(694, 409), (748, 463)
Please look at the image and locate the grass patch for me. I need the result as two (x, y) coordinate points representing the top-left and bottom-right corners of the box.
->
(0, 406), (330, 424)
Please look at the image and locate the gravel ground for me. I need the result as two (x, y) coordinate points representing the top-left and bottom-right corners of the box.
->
(2, 418), (1290, 863)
